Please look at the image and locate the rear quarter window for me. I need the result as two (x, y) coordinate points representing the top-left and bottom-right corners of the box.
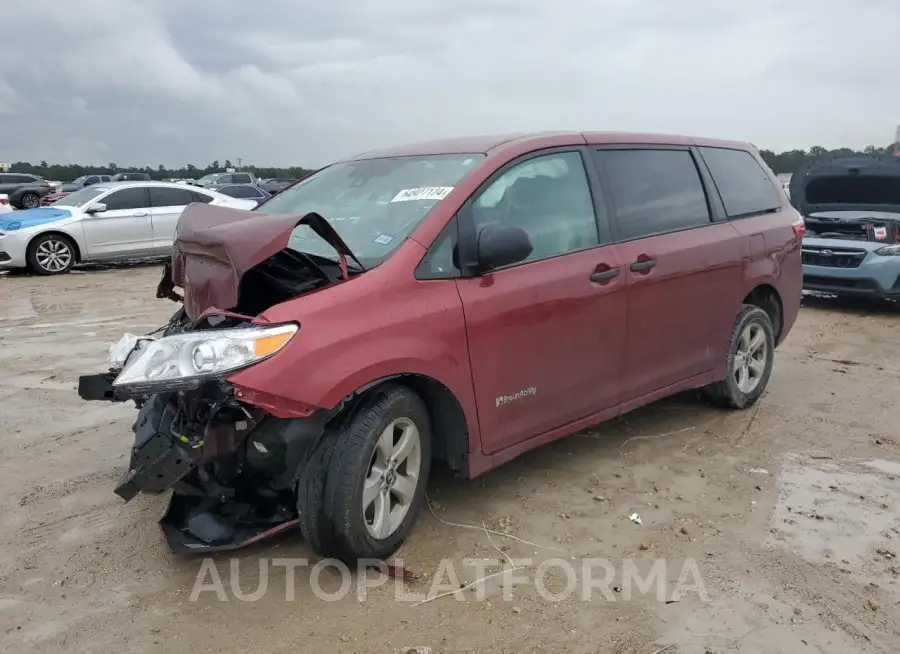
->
(699, 147), (781, 218)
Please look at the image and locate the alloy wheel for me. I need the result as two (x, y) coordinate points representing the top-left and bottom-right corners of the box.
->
(22, 194), (39, 208)
(35, 238), (73, 273)
(362, 417), (422, 540)
(733, 323), (768, 394)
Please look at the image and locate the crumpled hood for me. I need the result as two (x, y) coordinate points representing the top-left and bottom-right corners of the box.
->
(0, 207), (73, 232)
(790, 154), (900, 216)
(163, 203), (360, 320)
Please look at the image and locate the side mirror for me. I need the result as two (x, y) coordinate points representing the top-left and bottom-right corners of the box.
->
(85, 203), (107, 214)
(476, 224), (533, 272)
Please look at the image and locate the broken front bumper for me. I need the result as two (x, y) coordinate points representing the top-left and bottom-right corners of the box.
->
(78, 374), (321, 553)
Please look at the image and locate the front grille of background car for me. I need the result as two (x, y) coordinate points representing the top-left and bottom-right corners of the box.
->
(801, 247), (867, 268)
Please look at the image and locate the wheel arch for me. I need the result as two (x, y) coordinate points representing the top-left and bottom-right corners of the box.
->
(336, 373), (472, 476)
(28, 230), (82, 263)
(742, 283), (783, 344)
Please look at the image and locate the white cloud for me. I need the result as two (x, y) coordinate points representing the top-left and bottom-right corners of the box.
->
(0, 0), (897, 166)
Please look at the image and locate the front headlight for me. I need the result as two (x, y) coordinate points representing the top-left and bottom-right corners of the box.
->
(112, 323), (297, 392)
(874, 244), (900, 256)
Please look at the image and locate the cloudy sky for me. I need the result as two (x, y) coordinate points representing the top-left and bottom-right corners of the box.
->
(1, 0), (898, 168)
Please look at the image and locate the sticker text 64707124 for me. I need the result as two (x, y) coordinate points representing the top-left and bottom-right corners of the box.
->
(390, 187), (454, 203)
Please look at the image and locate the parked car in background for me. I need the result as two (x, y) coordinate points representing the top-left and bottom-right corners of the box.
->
(76, 131), (802, 559)
(259, 178), (296, 195)
(191, 171), (258, 188)
(0, 181), (257, 275)
(210, 183), (271, 207)
(793, 154), (900, 298)
(0, 172), (54, 209)
(0, 194), (12, 215)
(57, 174), (114, 195)
(112, 172), (152, 182)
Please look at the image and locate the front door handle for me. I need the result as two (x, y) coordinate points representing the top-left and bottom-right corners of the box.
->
(629, 259), (657, 272)
(132, 211), (149, 217)
(590, 267), (620, 282)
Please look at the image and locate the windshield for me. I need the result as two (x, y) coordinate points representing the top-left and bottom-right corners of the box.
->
(54, 186), (106, 207)
(70, 176), (86, 184)
(256, 153), (483, 267)
(198, 174), (221, 183)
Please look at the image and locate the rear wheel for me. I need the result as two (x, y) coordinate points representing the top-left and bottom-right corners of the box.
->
(704, 305), (775, 409)
(299, 385), (431, 562)
(27, 233), (76, 275)
(20, 192), (40, 209)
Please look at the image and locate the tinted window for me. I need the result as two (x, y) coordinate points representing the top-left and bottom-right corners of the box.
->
(236, 186), (262, 198)
(594, 149), (710, 240)
(190, 190), (214, 204)
(218, 186), (241, 198)
(216, 174), (232, 184)
(472, 152), (599, 262)
(102, 187), (149, 211)
(699, 147), (781, 217)
(149, 187), (195, 207)
(232, 173), (252, 184)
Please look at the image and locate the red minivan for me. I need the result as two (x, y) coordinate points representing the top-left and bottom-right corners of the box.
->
(79, 132), (803, 561)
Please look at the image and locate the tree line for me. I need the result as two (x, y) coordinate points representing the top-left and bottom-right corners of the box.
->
(4, 159), (315, 182)
(4, 143), (899, 181)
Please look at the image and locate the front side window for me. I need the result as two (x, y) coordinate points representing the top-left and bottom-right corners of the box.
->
(218, 186), (241, 198)
(101, 187), (150, 211)
(699, 147), (781, 218)
(55, 186), (106, 207)
(594, 149), (711, 240)
(470, 151), (599, 262)
(85, 176), (100, 185)
(259, 153), (483, 268)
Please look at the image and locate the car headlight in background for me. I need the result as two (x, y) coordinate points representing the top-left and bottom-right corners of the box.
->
(873, 244), (900, 256)
(112, 323), (297, 393)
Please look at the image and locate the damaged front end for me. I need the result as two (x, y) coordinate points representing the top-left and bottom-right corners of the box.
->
(77, 204), (361, 552)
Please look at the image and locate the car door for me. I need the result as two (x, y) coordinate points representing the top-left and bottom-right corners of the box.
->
(81, 187), (154, 259)
(590, 146), (742, 404)
(453, 149), (627, 455)
(148, 186), (196, 254)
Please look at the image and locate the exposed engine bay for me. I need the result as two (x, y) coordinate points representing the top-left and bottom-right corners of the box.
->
(77, 205), (362, 551)
(804, 213), (900, 243)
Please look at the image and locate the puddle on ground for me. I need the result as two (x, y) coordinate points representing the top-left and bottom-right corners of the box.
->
(767, 454), (900, 598)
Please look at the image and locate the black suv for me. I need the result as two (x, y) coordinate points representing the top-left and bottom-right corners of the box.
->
(0, 172), (53, 209)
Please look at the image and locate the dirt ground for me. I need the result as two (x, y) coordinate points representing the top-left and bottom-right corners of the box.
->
(1, 264), (900, 654)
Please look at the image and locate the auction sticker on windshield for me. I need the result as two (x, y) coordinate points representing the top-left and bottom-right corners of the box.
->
(391, 187), (454, 202)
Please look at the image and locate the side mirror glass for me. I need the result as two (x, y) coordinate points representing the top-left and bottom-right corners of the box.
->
(85, 203), (107, 214)
(476, 224), (533, 272)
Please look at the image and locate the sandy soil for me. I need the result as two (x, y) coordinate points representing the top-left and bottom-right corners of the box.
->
(1, 264), (899, 653)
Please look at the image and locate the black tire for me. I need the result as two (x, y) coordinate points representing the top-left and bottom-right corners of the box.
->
(704, 304), (775, 409)
(319, 384), (432, 563)
(26, 233), (76, 275)
(296, 434), (339, 557)
(19, 192), (40, 209)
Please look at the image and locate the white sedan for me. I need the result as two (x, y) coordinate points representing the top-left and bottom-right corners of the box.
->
(0, 181), (257, 275)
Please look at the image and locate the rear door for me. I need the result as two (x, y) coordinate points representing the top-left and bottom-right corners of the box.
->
(81, 187), (154, 259)
(590, 146), (742, 403)
(148, 186), (197, 253)
(454, 149), (627, 455)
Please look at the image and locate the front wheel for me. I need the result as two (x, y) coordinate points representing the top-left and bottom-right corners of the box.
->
(27, 233), (76, 275)
(704, 305), (775, 409)
(299, 385), (432, 562)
